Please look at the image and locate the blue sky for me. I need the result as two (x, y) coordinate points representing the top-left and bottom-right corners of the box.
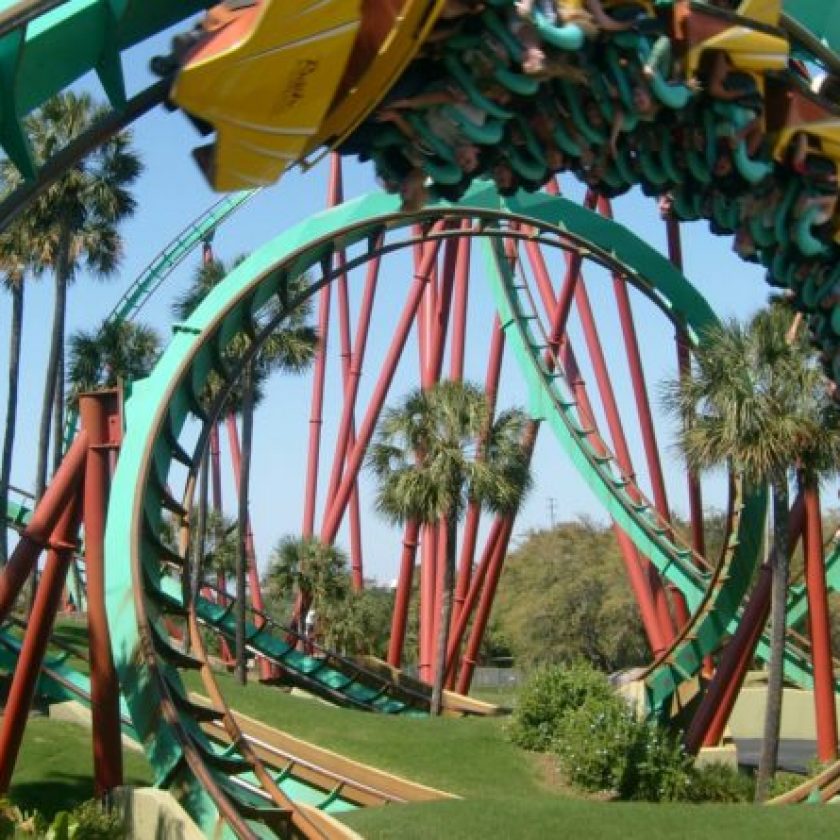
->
(0, 23), (796, 584)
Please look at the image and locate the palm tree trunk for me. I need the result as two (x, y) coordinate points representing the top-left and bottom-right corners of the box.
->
(431, 509), (458, 716)
(35, 227), (71, 501)
(755, 471), (790, 801)
(235, 362), (255, 685)
(51, 343), (65, 475)
(0, 279), (24, 566)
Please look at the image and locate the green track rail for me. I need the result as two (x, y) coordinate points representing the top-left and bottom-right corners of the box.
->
(479, 190), (766, 714)
(0, 0), (213, 179)
(100, 184), (768, 833)
(0, 625), (365, 817)
(60, 189), (259, 452)
(3, 0), (840, 832)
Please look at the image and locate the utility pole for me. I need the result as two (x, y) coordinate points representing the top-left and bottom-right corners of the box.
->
(547, 497), (557, 530)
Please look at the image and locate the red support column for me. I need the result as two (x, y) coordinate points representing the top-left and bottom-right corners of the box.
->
(388, 519), (420, 667)
(456, 518), (514, 695)
(419, 522), (437, 682)
(803, 479), (838, 762)
(574, 279), (675, 647)
(0, 496), (82, 792)
(452, 319), (505, 631)
(320, 229), (445, 543)
(324, 250), (382, 509)
(686, 564), (772, 753)
(302, 160), (344, 537)
(78, 391), (123, 794)
(0, 432), (88, 621)
(445, 517), (506, 684)
(449, 226), (471, 381)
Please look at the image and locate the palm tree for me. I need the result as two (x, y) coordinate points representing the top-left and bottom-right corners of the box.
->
(0, 221), (35, 565)
(662, 304), (840, 800)
(3, 93), (144, 500)
(367, 380), (532, 714)
(173, 257), (318, 683)
(266, 536), (350, 640)
(66, 319), (161, 397)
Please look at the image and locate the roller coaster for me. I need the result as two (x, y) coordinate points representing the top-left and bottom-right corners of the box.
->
(3, 0), (840, 836)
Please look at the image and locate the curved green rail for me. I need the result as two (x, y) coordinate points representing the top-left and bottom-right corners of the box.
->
(103, 184), (769, 833)
(0, 625), (366, 817)
(0, 0), (212, 178)
(479, 189), (766, 714)
(60, 189), (259, 452)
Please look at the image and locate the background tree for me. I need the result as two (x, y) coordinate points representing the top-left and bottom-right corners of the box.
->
(5, 93), (144, 501)
(368, 380), (532, 714)
(320, 586), (395, 658)
(66, 318), (161, 397)
(662, 303), (840, 800)
(173, 257), (318, 684)
(265, 536), (350, 639)
(493, 518), (649, 672)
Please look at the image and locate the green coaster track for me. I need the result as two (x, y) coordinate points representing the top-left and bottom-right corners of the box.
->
(99, 184), (764, 834)
(2, 0), (840, 835)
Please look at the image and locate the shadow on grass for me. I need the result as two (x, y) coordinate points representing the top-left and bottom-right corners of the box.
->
(11, 772), (150, 819)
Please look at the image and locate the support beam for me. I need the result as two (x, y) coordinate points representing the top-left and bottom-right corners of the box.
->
(0, 431), (87, 621)
(78, 390), (124, 795)
(320, 229), (444, 544)
(803, 479), (838, 762)
(0, 496), (81, 792)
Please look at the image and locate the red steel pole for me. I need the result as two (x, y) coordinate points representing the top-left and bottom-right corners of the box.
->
(574, 279), (675, 646)
(449, 226), (471, 381)
(0, 432), (88, 621)
(686, 564), (772, 753)
(0, 496), (82, 792)
(419, 521), (437, 681)
(320, 229), (444, 544)
(324, 249), (382, 508)
(78, 391), (123, 794)
(445, 517), (506, 684)
(388, 519), (420, 667)
(803, 479), (838, 762)
(452, 319), (505, 630)
(456, 518), (514, 695)
(302, 160), (343, 537)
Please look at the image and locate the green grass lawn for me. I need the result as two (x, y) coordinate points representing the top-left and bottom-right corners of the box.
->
(180, 671), (840, 840)
(9, 718), (152, 817)
(7, 662), (840, 838)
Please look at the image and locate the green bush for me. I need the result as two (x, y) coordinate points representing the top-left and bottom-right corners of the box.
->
(0, 799), (123, 840)
(621, 720), (692, 802)
(507, 663), (617, 751)
(682, 763), (754, 803)
(553, 694), (638, 794)
(552, 692), (692, 801)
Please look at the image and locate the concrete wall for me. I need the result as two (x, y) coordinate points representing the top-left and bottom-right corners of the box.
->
(729, 683), (840, 740)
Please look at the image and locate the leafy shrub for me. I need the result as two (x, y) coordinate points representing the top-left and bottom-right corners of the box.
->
(621, 720), (692, 802)
(508, 663), (617, 751)
(682, 763), (753, 803)
(0, 799), (123, 840)
(552, 690), (692, 801)
(552, 694), (638, 793)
